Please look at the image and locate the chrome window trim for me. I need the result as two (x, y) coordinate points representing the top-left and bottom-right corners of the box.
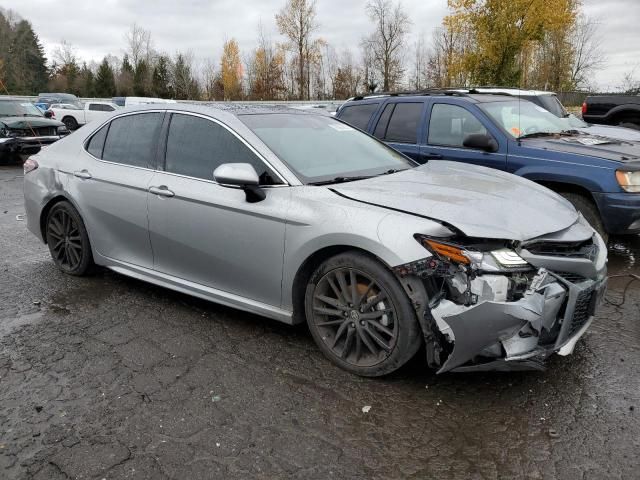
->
(82, 109), (291, 186)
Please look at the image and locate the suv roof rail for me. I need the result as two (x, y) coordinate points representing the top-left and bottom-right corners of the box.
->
(350, 89), (470, 101)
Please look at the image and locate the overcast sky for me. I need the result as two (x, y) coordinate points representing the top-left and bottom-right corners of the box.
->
(3, 0), (639, 91)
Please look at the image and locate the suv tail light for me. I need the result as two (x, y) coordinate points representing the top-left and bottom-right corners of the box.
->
(581, 102), (587, 115)
(23, 158), (38, 174)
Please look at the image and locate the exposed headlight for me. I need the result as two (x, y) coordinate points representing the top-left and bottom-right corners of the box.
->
(490, 248), (529, 268)
(414, 236), (530, 272)
(616, 170), (640, 193)
(57, 126), (69, 135)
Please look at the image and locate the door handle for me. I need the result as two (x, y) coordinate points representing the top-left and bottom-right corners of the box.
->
(421, 153), (443, 160)
(149, 185), (175, 198)
(73, 169), (92, 179)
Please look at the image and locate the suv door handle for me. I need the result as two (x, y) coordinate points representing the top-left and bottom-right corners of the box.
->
(421, 153), (443, 160)
(149, 185), (175, 198)
(73, 169), (92, 179)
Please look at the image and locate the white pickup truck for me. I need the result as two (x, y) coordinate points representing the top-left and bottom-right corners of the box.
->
(48, 101), (120, 130)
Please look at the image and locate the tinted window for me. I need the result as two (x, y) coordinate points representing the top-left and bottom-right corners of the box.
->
(428, 104), (488, 147)
(338, 104), (378, 130)
(88, 104), (101, 111)
(384, 103), (423, 144)
(373, 104), (394, 139)
(165, 114), (279, 185)
(102, 112), (164, 168)
(86, 124), (109, 158)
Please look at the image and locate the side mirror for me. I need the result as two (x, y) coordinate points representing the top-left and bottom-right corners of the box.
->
(463, 133), (499, 152)
(44, 111), (53, 119)
(213, 163), (266, 203)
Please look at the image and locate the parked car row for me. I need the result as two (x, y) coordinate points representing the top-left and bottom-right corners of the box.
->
(24, 102), (608, 377)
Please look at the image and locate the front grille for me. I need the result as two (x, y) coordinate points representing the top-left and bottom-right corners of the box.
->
(568, 289), (595, 337)
(525, 239), (597, 260)
(10, 126), (57, 137)
(553, 271), (588, 284)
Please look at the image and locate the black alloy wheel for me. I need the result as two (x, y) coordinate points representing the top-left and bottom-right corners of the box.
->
(45, 202), (93, 275)
(305, 251), (422, 376)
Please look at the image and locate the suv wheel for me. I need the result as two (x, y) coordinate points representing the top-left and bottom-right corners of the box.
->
(560, 193), (608, 243)
(62, 116), (78, 130)
(305, 251), (422, 377)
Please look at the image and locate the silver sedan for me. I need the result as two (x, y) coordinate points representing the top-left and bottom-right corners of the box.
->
(23, 104), (607, 376)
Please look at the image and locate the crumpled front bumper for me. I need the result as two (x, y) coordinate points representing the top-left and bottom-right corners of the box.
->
(0, 135), (61, 156)
(431, 269), (607, 373)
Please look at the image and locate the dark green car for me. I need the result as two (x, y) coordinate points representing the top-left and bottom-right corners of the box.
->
(0, 98), (68, 163)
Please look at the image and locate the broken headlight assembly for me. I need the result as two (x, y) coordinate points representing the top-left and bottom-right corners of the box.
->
(394, 236), (531, 278)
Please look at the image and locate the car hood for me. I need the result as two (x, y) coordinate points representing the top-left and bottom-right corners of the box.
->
(331, 161), (580, 241)
(576, 125), (640, 142)
(0, 116), (64, 129)
(522, 135), (640, 162)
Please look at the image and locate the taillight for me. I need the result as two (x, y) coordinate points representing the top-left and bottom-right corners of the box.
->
(581, 102), (587, 115)
(23, 158), (38, 174)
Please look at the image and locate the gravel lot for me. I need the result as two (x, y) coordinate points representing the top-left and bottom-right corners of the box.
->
(1, 164), (639, 479)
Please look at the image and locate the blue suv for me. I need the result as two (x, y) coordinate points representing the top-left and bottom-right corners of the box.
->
(336, 92), (640, 241)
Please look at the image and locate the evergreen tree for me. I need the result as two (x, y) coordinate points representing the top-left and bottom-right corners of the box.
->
(133, 59), (149, 96)
(94, 58), (116, 97)
(79, 63), (95, 97)
(0, 13), (12, 88)
(6, 20), (48, 94)
(152, 55), (172, 98)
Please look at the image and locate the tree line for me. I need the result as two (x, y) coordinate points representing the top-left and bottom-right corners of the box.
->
(0, 1), (622, 100)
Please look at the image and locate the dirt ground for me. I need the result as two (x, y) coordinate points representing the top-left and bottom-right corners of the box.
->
(1, 164), (639, 479)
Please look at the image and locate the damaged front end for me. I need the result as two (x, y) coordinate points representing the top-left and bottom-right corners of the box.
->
(394, 231), (608, 373)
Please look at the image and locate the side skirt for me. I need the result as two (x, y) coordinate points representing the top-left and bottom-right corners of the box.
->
(96, 254), (294, 324)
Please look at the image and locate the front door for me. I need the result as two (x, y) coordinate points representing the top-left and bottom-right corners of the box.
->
(423, 102), (507, 170)
(146, 112), (289, 307)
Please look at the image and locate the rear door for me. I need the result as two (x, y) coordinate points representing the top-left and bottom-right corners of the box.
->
(336, 102), (380, 131)
(69, 111), (164, 268)
(370, 101), (426, 161)
(146, 112), (289, 307)
(423, 101), (507, 169)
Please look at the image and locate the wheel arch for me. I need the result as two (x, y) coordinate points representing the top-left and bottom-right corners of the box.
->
(290, 245), (391, 324)
(39, 194), (84, 244)
(607, 106), (640, 124)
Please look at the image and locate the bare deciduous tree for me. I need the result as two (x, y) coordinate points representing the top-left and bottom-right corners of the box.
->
(275, 0), (318, 100)
(570, 14), (605, 89)
(125, 23), (153, 66)
(364, 0), (410, 91)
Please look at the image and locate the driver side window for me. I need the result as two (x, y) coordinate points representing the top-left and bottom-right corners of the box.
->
(428, 104), (487, 148)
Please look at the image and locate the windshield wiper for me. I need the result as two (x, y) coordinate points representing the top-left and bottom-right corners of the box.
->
(309, 175), (374, 186)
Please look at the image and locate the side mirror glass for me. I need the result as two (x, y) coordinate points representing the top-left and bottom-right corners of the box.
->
(463, 133), (499, 152)
(213, 163), (265, 203)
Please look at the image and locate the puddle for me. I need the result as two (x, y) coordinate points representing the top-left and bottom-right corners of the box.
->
(0, 311), (45, 337)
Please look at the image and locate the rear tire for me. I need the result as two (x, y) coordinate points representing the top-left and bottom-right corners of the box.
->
(560, 192), (608, 243)
(305, 251), (422, 377)
(62, 116), (78, 130)
(45, 201), (94, 276)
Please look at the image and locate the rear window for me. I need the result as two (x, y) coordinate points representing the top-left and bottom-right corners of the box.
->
(338, 103), (378, 130)
(102, 113), (164, 168)
(383, 103), (423, 144)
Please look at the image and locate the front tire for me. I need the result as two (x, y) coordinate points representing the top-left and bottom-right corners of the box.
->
(305, 251), (422, 377)
(45, 201), (94, 275)
(560, 192), (608, 243)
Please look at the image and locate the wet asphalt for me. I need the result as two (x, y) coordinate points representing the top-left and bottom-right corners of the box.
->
(0, 164), (639, 479)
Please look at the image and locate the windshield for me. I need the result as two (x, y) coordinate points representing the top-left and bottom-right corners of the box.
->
(480, 100), (571, 138)
(535, 95), (568, 118)
(0, 101), (44, 117)
(240, 114), (414, 184)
